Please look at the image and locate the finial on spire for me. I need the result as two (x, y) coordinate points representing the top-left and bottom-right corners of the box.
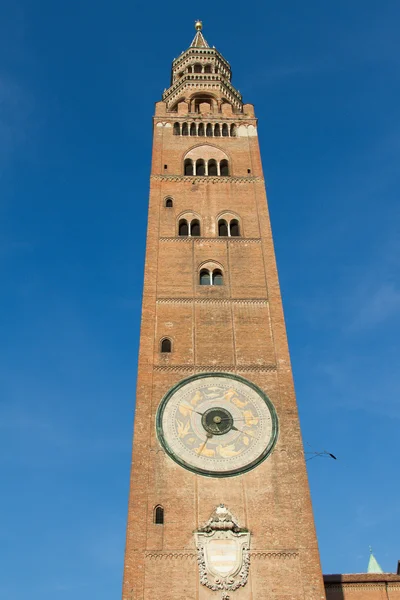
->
(195, 20), (203, 31)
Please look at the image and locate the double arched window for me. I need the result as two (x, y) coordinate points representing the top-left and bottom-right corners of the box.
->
(179, 218), (201, 237)
(183, 158), (229, 177)
(218, 218), (240, 237)
(199, 268), (224, 286)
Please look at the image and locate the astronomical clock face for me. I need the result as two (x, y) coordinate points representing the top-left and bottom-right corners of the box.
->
(156, 374), (278, 477)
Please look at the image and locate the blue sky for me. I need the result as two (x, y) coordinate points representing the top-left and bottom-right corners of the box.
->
(0, 1), (399, 598)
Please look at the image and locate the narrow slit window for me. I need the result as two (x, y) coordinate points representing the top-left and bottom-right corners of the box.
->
(154, 506), (164, 525)
(160, 339), (172, 353)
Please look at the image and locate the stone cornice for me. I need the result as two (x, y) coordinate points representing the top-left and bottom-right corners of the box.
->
(151, 175), (263, 184)
(156, 298), (268, 305)
(153, 364), (277, 373)
(158, 236), (261, 244)
(251, 551), (299, 559)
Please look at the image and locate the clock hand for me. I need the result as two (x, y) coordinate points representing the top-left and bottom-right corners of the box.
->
(198, 433), (213, 455)
(231, 424), (248, 434)
(182, 404), (205, 417)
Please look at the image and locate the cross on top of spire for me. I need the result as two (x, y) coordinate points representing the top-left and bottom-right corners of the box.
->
(191, 20), (209, 48)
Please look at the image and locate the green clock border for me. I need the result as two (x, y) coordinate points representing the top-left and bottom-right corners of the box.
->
(155, 372), (279, 478)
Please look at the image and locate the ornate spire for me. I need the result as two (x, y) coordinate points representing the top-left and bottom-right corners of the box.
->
(367, 547), (384, 573)
(190, 20), (209, 48)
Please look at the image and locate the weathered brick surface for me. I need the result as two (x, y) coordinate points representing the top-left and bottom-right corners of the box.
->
(122, 35), (328, 600)
(324, 574), (400, 599)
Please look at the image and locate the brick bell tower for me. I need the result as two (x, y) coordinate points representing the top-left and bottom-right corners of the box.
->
(122, 21), (326, 600)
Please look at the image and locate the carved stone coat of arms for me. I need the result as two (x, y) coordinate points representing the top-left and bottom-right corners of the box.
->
(195, 505), (250, 597)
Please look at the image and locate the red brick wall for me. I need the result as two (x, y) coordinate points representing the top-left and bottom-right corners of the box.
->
(122, 98), (326, 599)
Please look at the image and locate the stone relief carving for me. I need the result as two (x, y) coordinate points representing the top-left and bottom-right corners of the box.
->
(195, 504), (250, 597)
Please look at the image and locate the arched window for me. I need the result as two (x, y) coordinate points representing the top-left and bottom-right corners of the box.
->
(208, 159), (218, 176)
(165, 197), (173, 208)
(154, 505), (164, 525)
(230, 124), (237, 137)
(222, 123), (229, 137)
(198, 123), (205, 136)
(213, 270), (223, 286)
(190, 122), (196, 136)
(194, 63), (202, 73)
(160, 338), (172, 353)
(220, 160), (229, 176)
(206, 123), (213, 137)
(214, 123), (221, 137)
(179, 219), (189, 236)
(184, 159), (193, 176)
(196, 159), (205, 176)
(230, 219), (240, 236)
(200, 269), (211, 285)
(182, 122), (188, 136)
(173, 122), (180, 136)
(218, 219), (229, 236)
(187, 66), (193, 73)
(204, 64), (212, 73)
(191, 219), (201, 237)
